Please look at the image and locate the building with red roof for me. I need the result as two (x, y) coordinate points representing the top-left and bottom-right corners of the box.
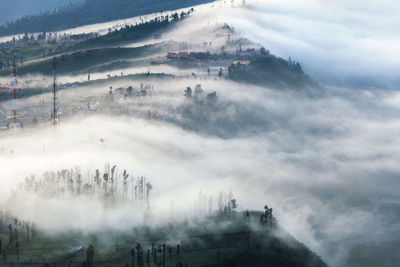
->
(178, 52), (188, 58)
(167, 52), (178, 59)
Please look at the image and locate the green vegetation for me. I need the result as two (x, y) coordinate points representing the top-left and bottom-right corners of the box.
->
(0, 218), (328, 267)
(0, 87), (50, 102)
(179, 89), (274, 138)
(0, 72), (173, 103)
(69, 9), (193, 51)
(0, 43), (61, 70)
(228, 48), (319, 90)
(0, 10), (191, 71)
(0, 0), (81, 26)
(0, 209), (327, 267)
(0, 0), (214, 36)
(0, 32), (99, 70)
(0, 167), (327, 266)
(0, 45), (157, 76)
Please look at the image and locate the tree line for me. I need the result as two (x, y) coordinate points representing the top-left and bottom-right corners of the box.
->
(18, 165), (153, 204)
(74, 9), (193, 49)
(0, 0), (213, 36)
(0, 9), (193, 73)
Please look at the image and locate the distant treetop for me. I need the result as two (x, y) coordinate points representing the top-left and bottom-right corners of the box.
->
(0, 0), (214, 37)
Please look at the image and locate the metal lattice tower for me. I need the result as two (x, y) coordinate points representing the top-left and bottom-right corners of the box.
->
(51, 57), (59, 125)
(11, 62), (18, 123)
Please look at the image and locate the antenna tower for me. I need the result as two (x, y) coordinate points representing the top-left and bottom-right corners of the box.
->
(11, 62), (18, 123)
(51, 57), (58, 125)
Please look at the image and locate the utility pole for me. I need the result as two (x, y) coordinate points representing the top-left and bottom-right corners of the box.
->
(52, 57), (58, 125)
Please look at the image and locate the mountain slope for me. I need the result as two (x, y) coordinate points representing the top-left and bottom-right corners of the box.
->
(0, 0), (81, 26)
(0, 0), (214, 37)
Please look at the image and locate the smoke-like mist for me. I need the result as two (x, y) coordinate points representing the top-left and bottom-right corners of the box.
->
(1, 1), (399, 266)
(182, 0), (400, 88)
(2, 0), (399, 89)
(1, 79), (400, 265)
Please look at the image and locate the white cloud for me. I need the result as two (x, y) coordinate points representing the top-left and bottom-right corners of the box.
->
(205, 0), (400, 87)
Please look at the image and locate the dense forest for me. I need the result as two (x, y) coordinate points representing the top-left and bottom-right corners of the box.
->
(0, 0), (214, 36)
(228, 48), (319, 90)
(71, 9), (193, 50)
(0, 10), (192, 72)
(0, 0), (81, 26)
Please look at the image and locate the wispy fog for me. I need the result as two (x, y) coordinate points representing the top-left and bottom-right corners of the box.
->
(0, 1), (399, 266)
(1, 80), (400, 265)
(202, 0), (400, 88)
(3, 0), (399, 89)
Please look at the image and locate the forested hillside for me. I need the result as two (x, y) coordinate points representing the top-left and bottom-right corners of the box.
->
(0, 0), (214, 36)
(228, 49), (319, 90)
(0, 0), (81, 26)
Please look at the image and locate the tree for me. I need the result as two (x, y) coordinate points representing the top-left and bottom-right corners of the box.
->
(218, 68), (223, 78)
(103, 173), (109, 195)
(146, 182), (153, 201)
(86, 245), (94, 267)
(171, 12), (179, 21)
(260, 46), (269, 56)
(228, 65), (233, 76)
(206, 91), (217, 104)
(94, 169), (101, 187)
(231, 199), (238, 212)
(184, 87), (192, 98)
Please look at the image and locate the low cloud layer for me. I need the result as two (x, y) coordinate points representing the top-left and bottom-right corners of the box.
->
(1, 80), (400, 265)
(0, 1), (399, 266)
(192, 0), (400, 88)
